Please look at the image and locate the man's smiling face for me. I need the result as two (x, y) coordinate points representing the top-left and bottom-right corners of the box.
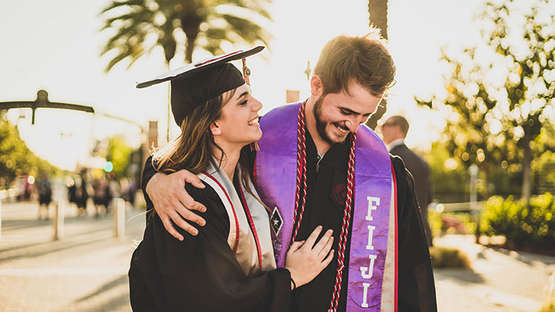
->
(313, 80), (383, 145)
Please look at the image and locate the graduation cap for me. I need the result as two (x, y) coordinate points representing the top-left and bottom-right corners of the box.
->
(137, 46), (264, 126)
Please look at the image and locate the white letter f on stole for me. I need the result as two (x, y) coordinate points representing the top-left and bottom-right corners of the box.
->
(366, 196), (379, 221)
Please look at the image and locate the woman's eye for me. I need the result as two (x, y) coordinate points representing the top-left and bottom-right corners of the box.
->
(240, 100), (248, 106)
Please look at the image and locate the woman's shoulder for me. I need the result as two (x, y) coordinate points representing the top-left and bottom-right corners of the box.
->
(184, 180), (231, 231)
(184, 180), (220, 205)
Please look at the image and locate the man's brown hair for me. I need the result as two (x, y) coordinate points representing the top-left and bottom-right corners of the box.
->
(388, 115), (410, 137)
(313, 30), (396, 96)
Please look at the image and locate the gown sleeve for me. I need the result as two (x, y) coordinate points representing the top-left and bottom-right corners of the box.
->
(140, 155), (156, 211)
(129, 183), (292, 312)
(391, 156), (438, 312)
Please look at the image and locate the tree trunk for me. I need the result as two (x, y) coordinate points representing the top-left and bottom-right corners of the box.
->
(366, 0), (388, 129)
(368, 0), (388, 39)
(521, 140), (532, 204)
(185, 36), (196, 63)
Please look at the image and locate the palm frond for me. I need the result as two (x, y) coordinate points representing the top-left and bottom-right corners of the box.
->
(214, 0), (272, 21)
(99, 0), (272, 71)
(99, 0), (147, 16)
(105, 48), (133, 72)
(220, 14), (271, 44)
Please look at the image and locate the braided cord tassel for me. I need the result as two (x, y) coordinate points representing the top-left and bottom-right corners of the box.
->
(328, 133), (357, 312)
(292, 102), (308, 243)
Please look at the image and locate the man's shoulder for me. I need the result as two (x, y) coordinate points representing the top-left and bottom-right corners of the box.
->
(390, 154), (406, 171)
(393, 144), (428, 166)
(390, 155), (413, 186)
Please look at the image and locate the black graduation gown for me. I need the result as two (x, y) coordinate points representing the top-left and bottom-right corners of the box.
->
(140, 135), (437, 311)
(129, 181), (292, 312)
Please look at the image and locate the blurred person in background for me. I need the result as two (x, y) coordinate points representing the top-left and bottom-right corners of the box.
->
(380, 115), (433, 246)
(36, 173), (52, 220)
(92, 176), (113, 218)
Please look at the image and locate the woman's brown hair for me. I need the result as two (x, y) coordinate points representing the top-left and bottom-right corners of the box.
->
(152, 89), (263, 209)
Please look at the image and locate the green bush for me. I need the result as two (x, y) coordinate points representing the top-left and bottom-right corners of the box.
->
(539, 302), (554, 312)
(429, 246), (471, 268)
(481, 193), (554, 251)
(429, 211), (443, 238)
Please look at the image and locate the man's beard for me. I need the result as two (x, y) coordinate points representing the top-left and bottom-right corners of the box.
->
(313, 95), (348, 145)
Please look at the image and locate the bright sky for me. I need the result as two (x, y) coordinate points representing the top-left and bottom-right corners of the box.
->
(1, 0), (483, 170)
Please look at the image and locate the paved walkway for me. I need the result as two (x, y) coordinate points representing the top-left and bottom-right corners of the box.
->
(0, 201), (145, 312)
(1, 202), (553, 311)
(434, 235), (555, 312)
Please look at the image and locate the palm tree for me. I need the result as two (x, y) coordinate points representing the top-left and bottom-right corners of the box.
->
(100, 0), (272, 70)
(99, 0), (272, 140)
(366, 0), (388, 130)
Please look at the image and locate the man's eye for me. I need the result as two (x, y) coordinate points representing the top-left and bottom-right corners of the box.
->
(240, 100), (248, 106)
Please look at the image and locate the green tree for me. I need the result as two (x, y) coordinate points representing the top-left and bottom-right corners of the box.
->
(482, 0), (554, 202)
(99, 0), (272, 70)
(416, 0), (554, 202)
(366, 0), (388, 130)
(106, 135), (133, 180)
(417, 48), (504, 197)
(0, 114), (59, 188)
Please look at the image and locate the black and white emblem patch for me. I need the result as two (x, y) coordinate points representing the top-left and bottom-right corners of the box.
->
(270, 206), (283, 236)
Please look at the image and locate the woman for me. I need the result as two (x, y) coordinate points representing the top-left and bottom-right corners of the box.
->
(129, 47), (334, 311)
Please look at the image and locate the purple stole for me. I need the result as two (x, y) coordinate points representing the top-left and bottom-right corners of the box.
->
(254, 103), (395, 311)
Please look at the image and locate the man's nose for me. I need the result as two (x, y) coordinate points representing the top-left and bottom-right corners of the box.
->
(348, 116), (364, 131)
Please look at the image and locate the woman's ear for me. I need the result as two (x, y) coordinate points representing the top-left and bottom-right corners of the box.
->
(210, 121), (222, 136)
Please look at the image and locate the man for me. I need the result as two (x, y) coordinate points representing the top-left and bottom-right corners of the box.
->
(142, 33), (437, 311)
(380, 116), (433, 246)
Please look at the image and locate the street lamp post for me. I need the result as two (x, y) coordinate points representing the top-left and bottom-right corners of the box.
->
(0, 90), (95, 124)
(469, 164), (480, 243)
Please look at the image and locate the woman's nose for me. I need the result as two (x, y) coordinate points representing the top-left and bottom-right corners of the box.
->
(252, 98), (263, 112)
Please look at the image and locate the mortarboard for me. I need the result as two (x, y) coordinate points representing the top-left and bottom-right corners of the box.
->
(137, 46), (264, 126)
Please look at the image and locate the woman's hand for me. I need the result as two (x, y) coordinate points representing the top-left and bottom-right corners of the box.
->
(146, 170), (207, 240)
(285, 226), (334, 289)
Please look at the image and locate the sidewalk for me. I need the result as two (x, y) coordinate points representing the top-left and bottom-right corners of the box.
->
(0, 201), (145, 312)
(434, 235), (555, 312)
(1, 202), (553, 311)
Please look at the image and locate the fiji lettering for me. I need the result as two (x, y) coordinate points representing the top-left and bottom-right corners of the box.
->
(360, 196), (380, 308)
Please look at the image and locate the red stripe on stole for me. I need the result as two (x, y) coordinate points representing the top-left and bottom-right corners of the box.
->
(238, 185), (263, 271)
(204, 173), (241, 254)
(390, 162), (399, 312)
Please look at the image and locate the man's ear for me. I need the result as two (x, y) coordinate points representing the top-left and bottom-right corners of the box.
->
(210, 122), (222, 136)
(310, 75), (324, 98)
